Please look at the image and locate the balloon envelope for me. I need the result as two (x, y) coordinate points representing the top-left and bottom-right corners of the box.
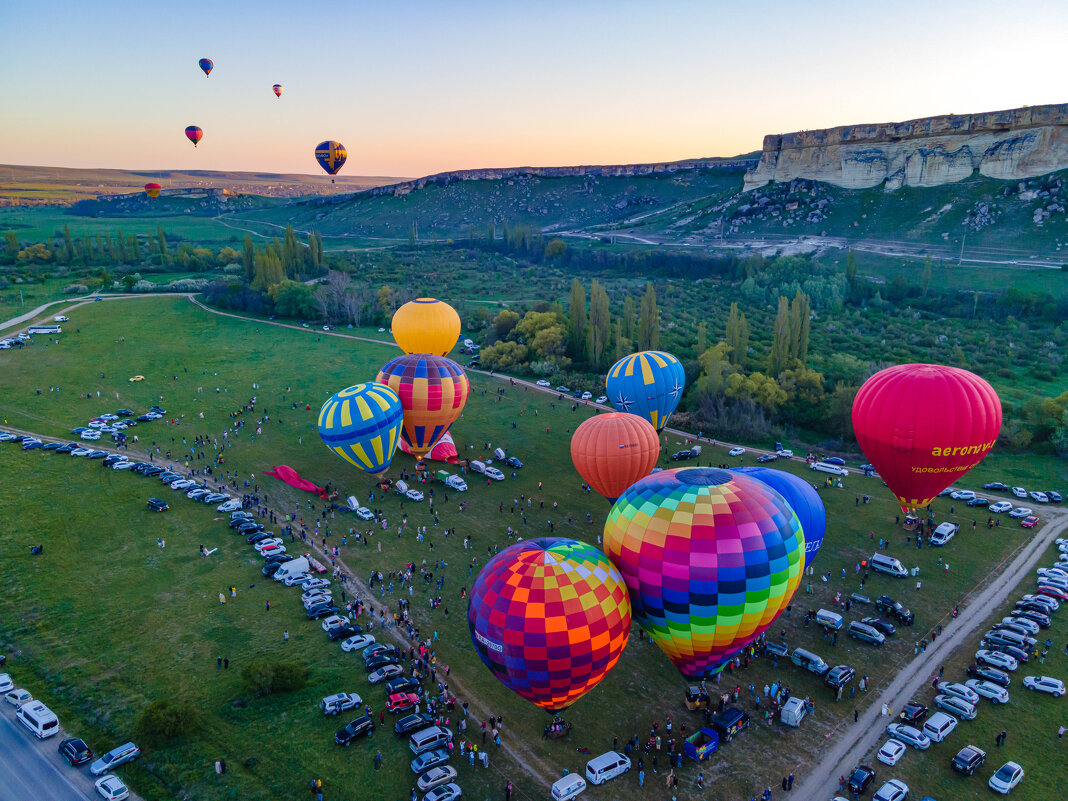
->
(399, 430), (458, 463)
(603, 467), (803, 678)
(318, 383), (403, 477)
(144, 183), (161, 199)
(570, 412), (660, 502)
(314, 140), (347, 175)
(731, 466), (826, 570)
(391, 298), (461, 356)
(185, 126), (203, 147)
(852, 364), (1001, 510)
(273, 84), (282, 98)
(468, 538), (631, 712)
(606, 351), (685, 431)
(199, 58), (213, 76)
(375, 355), (469, 459)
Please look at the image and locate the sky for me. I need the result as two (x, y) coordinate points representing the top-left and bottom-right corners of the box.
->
(2, 0), (1067, 179)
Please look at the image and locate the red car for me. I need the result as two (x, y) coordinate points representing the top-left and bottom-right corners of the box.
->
(386, 692), (419, 713)
(1021, 516), (1039, 528)
(1037, 585), (1068, 601)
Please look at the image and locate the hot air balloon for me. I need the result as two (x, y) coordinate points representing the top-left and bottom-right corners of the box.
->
(570, 413), (660, 502)
(468, 538), (631, 712)
(144, 183), (161, 199)
(852, 364), (1001, 512)
(185, 126), (203, 148)
(603, 467), (803, 679)
(273, 84), (282, 98)
(318, 383), (404, 477)
(606, 351), (685, 432)
(375, 354), (469, 459)
(199, 58), (213, 77)
(732, 466), (826, 570)
(391, 298), (461, 356)
(399, 430), (459, 463)
(314, 140), (347, 176)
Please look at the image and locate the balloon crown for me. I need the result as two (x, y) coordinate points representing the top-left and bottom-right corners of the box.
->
(675, 467), (732, 486)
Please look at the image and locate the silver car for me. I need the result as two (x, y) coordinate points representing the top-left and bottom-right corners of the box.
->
(965, 679), (1009, 704)
(934, 693), (977, 720)
(884, 723), (931, 750)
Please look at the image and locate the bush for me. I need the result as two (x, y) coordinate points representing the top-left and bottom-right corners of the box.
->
(134, 699), (201, 743)
(241, 660), (308, 697)
(63, 284), (89, 295)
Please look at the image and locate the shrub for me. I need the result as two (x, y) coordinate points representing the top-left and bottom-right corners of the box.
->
(134, 699), (201, 743)
(241, 660), (308, 697)
(63, 284), (88, 294)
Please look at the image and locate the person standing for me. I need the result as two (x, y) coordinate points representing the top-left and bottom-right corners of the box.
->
(505, 781), (513, 801)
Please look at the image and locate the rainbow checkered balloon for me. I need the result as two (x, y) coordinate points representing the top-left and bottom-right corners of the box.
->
(603, 467), (803, 678)
(467, 538), (631, 712)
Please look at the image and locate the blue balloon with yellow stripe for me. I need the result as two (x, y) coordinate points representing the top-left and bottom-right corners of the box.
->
(606, 351), (686, 432)
(318, 383), (403, 477)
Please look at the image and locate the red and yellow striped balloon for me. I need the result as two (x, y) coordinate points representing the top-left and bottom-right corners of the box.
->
(375, 354), (469, 459)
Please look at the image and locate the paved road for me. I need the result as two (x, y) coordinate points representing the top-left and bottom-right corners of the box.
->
(0, 708), (95, 801)
(795, 509), (1068, 799)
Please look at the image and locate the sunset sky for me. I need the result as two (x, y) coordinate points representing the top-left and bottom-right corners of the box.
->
(2, 0), (1066, 179)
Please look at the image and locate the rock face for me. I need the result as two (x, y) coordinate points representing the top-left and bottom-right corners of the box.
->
(744, 103), (1068, 191)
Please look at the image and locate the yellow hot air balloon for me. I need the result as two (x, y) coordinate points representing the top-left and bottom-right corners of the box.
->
(391, 298), (461, 356)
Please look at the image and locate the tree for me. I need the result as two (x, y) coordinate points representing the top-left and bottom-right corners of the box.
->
(243, 235), (256, 282)
(271, 280), (317, 318)
(767, 296), (792, 376)
(695, 342), (733, 400)
(252, 248), (284, 291)
(568, 278), (587, 359)
(479, 340), (529, 369)
(587, 279), (611, 369)
(638, 282), (659, 350)
(3, 231), (17, 262)
(282, 224), (302, 278)
(515, 311), (563, 344)
(544, 239), (567, 260)
(126, 235), (141, 263)
(696, 321), (707, 355)
(61, 226), (74, 264)
(921, 256), (933, 298)
(122, 274), (138, 291)
(789, 289), (811, 365)
(377, 285), (396, 318)
(826, 384), (859, 439)
(725, 302), (749, 367)
(156, 226), (169, 263)
(779, 367), (826, 428)
(135, 699), (201, 743)
(845, 249), (858, 300)
(491, 309), (520, 342)
(531, 325), (568, 359)
(621, 295), (637, 342)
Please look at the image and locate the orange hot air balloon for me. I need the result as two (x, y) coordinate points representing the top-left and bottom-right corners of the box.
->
(144, 183), (161, 199)
(392, 298), (461, 356)
(185, 126), (203, 147)
(570, 412), (660, 502)
(852, 363), (1002, 512)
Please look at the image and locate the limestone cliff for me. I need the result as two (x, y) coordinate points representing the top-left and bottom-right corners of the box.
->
(744, 103), (1068, 191)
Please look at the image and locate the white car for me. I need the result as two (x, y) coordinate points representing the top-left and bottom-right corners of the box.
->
(341, 634), (375, 652)
(1022, 675), (1066, 696)
(283, 572), (312, 586)
(368, 664), (404, 684)
(595, 395), (608, 404)
(321, 615), (348, 632)
(87, 421), (106, 429)
(884, 723), (930, 750)
(1008, 507), (1033, 519)
(950, 489), (976, 500)
(876, 738), (907, 765)
(355, 507), (374, 521)
(254, 538), (284, 554)
(484, 467), (505, 480)
(1038, 575), (1068, 591)
(111, 460), (134, 470)
(301, 588), (332, 604)
(988, 761), (1023, 794)
(406, 489), (425, 502)
(1011, 487), (1028, 498)
(423, 784), (462, 801)
(301, 578), (330, 592)
(729, 447), (746, 457)
(872, 779), (909, 801)
(0, 674), (12, 693)
(1029, 491), (1048, 503)
(4, 688), (32, 707)
(378, 327), (386, 333)
(71, 448), (93, 457)
(171, 479), (194, 490)
(99, 414), (119, 421)
(1001, 617), (1040, 635)
(934, 693), (977, 720)
(302, 594), (332, 610)
(535, 380), (551, 387)
(80, 431), (101, 440)
(989, 501), (1013, 513)
(1037, 567), (1068, 581)
(217, 500), (243, 512)
(965, 679), (1009, 704)
(1021, 593), (1059, 611)
(937, 681), (980, 705)
(976, 650), (1018, 671)
(321, 692), (362, 716)
(581, 392), (592, 400)
(95, 775), (130, 801)
(776, 449), (794, 458)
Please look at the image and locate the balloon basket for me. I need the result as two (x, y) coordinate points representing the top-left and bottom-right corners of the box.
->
(544, 715), (572, 740)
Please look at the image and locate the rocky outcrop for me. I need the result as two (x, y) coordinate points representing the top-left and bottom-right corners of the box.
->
(364, 157), (757, 197)
(744, 103), (1068, 191)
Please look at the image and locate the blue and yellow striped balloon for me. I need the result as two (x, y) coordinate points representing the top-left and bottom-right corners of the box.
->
(318, 383), (403, 477)
(606, 351), (686, 432)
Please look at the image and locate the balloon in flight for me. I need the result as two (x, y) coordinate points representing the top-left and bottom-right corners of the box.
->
(391, 298), (461, 356)
(314, 140), (347, 175)
(317, 383), (404, 478)
(603, 467), (803, 679)
(468, 538), (631, 712)
(375, 354), (469, 460)
(606, 351), (685, 432)
(570, 413), (660, 502)
(144, 183), (161, 199)
(185, 126), (203, 147)
(198, 58), (213, 77)
(273, 84), (282, 98)
(731, 466), (826, 570)
(851, 363), (1001, 511)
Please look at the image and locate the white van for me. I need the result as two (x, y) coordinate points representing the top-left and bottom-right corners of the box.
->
(869, 553), (909, 578)
(931, 522), (958, 546)
(494, 447), (506, 460)
(816, 609), (844, 630)
(551, 774), (587, 801)
(409, 726), (454, 755)
(346, 495), (359, 511)
(273, 556), (310, 583)
(445, 475), (467, 492)
(790, 648), (829, 675)
(584, 751), (630, 786)
(470, 460), (487, 474)
(922, 711), (958, 743)
(810, 462), (849, 476)
(17, 700), (59, 739)
(780, 696), (807, 727)
(394, 480), (409, 495)
(53, 315), (69, 322)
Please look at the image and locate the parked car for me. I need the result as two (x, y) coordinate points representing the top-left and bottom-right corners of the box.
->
(824, 665), (855, 689)
(307, 604), (341, 620)
(386, 692), (419, 713)
(410, 748), (450, 774)
(728, 447), (745, 457)
(934, 694), (977, 720)
(1029, 491), (1048, 503)
(1022, 675), (1066, 696)
(363, 643), (398, 661)
(671, 450), (697, 461)
(386, 677), (423, 696)
(4, 688), (32, 707)
(967, 664), (1011, 688)
(950, 489), (976, 500)
(876, 739), (906, 766)
(322, 693), (362, 716)
(884, 723), (930, 750)
(847, 765), (876, 795)
(988, 761), (1024, 794)
(1011, 487), (1028, 498)
(975, 650), (1018, 671)
(952, 744), (987, 776)
(1009, 507), (1033, 519)
(984, 482), (1010, 491)
(406, 489), (425, 502)
(369, 664), (404, 684)
(327, 624), (362, 642)
(89, 742), (141, 775)
(341, 634), (376, 652)
(146, 498), (169, 512)
(59, 736), (94, 766)
(896, 702), (928, 725)
(366, 654), (401, 672)
(595, 395), (608, 404)
(875, 595), (915, 625)
(1021, 516), (1040, 529)
(484, 467), (505, 480)
(535, 380), (551, 387)
(756, 453), (778, 463)
(395, 712), (436, 737)
(417, 765), (458, 791)
(937, 682), (980, 705)
(989, 501), (1013, 513)
(0, 673), (12, 693)
(860, 617), (897, 636)
(966, 496), (989, 506)
(424, 784), (462, 801)
(94, 776), (130, 801)
(355, 507), (375, 521)
(1047, 490), (1063, 502)
(964, 679), (1009, 704)
(872, 778), (909, 801)
(335, 715), (375, 745)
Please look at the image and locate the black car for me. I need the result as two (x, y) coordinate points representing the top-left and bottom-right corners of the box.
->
(394, 712), (435, 737)
(247, 531), (272, 544)
(143, 466), (164, 476)
(22, 440), (44, 450)
(159, 472), (182, 482)
(262, 562), (284, 577)
(966, 497), (989, 507)
(1047, 490), (1063, 503)
(115, 409), (134, 417)
(1015, 600), (1052, 616)
(951, 744), (987, 776)
(386, 676), (422, 695)
(671, 450), (696, 461)
(897, 702), (928, 724)
(136, 415), (153, 422)
(229, 517), (255, 529)
(57, 443), (78, 453)
(149, 406), (166, 414)
(847, 765), (876, 794)
(365, 654), (400, 672)
(1013, 609), (1051, 627)
(756, 453), (778, 463)
(147, 498), (170, 512)
(824, 665), (855, 689)
(966, 664), (1010, 688)
(875, 595), (915, 625)
(238, 522), (265, 535)
(307, 604), (340, 620)
(983, 482), (1010, 491)
(42, 442), (63, 451)
(328, 624), (363, 642)
(860, 617), (897, 636)
(991, 622), (1034, 639)
(504, 456), (523, 469)
(59, 737), (93, 766)
(87, 450), (108, 459)
(363, 644), (398, 663)
(335, 715), (375, 745)
(988, 643), (1029, 663)
(263, 552), (294, 566)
